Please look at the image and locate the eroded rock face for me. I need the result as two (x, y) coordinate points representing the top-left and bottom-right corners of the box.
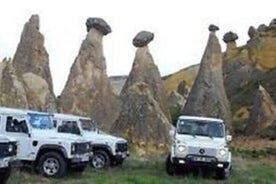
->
(111, 82), (171, 155)
(245, 86), (276, 139)
(0, 59), (28, 108)
(12, 15), (56, 111)
(111, 32), (171, 154)
(59, 18), (118, 131)
(183, 25), (231, 128)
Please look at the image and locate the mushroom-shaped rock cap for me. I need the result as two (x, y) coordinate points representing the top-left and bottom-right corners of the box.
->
(248, 26), (258, 39)
(208, 24), (219, 32)
(269, 18), (276, 27)
(86, 17), (111, 35)
(133, 31), (154, 47)
(223, 31), (238, 43)
(257, 24), (268, 32)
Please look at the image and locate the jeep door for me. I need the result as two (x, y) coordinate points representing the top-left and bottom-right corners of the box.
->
(4, 114), (32, 160)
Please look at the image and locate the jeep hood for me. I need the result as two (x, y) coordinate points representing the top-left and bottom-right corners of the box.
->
(175, 134), (226, 148)
(83, 131), (126, 143)
(32, 129), (86, 142)
(0, 135), (15, 142)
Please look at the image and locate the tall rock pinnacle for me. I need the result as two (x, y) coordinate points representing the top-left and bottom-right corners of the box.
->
(58, 18), (118, 131)
(111, 31), (172, 155)
(12, 15), (56, 111)
(183, 25), (231, 129)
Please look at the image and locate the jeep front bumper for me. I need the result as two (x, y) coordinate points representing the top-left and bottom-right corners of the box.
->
(172, 155), (230, 169)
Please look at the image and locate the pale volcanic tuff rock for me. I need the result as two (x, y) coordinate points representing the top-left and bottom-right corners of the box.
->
(12, 15), (56, 111)
(59, 18), (118, 131)
(245, 86), (276, 139)
(111, 31), (172, 154)
(183, 25), (232, 129)
(0, 58), (28, 108)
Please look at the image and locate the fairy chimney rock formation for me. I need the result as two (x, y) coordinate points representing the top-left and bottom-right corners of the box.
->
(111, 31), (172, 155)
(59, 17), (118, 131)
(12, 15), (56, 111)
(245, 86), (276, 138)
(183, 25), (232, 129)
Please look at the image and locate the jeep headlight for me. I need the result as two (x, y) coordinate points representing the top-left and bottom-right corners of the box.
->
(8, 144), (13, 152)
(218, 148), (228, 159)
(71, 144), (76, 154)
(177, 145), (186, 153)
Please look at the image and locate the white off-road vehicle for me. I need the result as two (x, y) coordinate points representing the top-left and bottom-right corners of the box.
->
(0, 107), (92, 178)
(166, 116), (232, 179)
(0, 135), (17, 184)
(52, 113), (129, 169)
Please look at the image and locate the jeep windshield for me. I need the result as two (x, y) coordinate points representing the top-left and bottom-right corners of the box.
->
(28, 113), (54, 130)
(177, 119), (224, 138)
(80, 119), (97, 132)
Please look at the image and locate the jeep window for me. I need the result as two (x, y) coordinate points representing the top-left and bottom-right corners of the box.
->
(177, 120), (224, 138)
(57, 121), (80, 135)
(28, 113), (53, 130)
(80, 119), (97, 131)
(6, 116), (29, 133)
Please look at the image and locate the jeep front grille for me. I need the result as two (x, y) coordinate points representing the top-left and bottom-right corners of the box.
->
(0, 142), (17, 158)
(116, 142), (128, 152)
(188, 146), (217, 157)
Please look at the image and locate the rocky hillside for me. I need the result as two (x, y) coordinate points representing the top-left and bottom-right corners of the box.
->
(109, 75), (128, 96)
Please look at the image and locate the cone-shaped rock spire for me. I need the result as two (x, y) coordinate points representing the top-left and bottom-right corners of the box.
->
(12, 15), (56, 111)
(183, 25), (231, 129)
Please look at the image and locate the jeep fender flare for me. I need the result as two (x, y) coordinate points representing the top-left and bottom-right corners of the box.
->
(92, 144), (113, 156)
(36, 144), (68, 160)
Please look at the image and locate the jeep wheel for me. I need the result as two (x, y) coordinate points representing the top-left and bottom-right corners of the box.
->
(90, 150), (110, 169)
(38, 151), (67, 178)
(0, 168), (11, 184)
(166, 154), (175, 175)
(216, 167), (230, 180)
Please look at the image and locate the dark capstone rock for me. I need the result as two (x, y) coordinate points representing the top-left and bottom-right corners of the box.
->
(257, 24), (268, 32)
(208, 24), (219, 32)
(133, 31), (154, 47)
(248, 26), (258, 39)
(269, 18), (276, 27)
(223, 31), (238, 43)
(86, 17), (111, 35)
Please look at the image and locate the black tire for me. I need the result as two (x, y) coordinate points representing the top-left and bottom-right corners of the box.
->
(216, 168), (230, 180)
(37, 151), (67, 178)
(0, 168), (11, 184)
(90, 150), (110, 169)
(112, 159), (124, 167)
(166, 154), (175, 175)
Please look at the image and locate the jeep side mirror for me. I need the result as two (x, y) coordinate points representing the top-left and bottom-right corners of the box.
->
(226, 135), (232, 143)
(169, 130), (175, 137)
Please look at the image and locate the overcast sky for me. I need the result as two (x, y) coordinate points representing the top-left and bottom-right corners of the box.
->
(0, 0), (275, 95)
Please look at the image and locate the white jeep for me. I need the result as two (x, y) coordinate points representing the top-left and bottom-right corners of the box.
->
(0, 107), (92, 178)
(0, 135), (17, 184)
(166, 116), (232, 179)
(52, 113), (129, 169)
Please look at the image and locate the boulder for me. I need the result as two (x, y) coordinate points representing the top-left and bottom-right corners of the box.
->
(59, 18), (118, 131)
(223, 32), (238, 43)
(183, 26), (232, 129)
(208, 24), (219, 32)
(86, 17), (111, 35)
(133, 31), (154, 47)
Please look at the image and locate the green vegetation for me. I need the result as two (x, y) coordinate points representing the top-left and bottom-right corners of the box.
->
(231, 147), (276, 158)
(8, 156), (276, 184)
(170, 105), (182, 126)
